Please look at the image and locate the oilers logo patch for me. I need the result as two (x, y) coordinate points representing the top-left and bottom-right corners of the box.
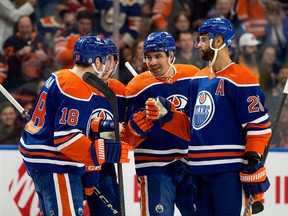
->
(192, 90), (215, 130)
(167, 94), (187, 110)
(91, 108), (114, 120)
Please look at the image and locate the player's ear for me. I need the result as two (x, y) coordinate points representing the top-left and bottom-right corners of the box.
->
(215, 35), (224, 48)
(169, 51), (175, 64)
(94, 57), (102, 70)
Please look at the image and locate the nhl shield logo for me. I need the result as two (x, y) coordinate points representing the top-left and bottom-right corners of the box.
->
(192, 90), (215, 130)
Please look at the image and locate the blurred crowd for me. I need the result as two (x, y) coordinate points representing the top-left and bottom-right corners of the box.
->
(0, 0), (287, 148)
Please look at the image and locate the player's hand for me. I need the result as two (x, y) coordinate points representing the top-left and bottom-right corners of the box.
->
(92, 139), (133, 165)
(145, 96), (175, 123)
(128, 110), (154, 137)
(91, 117), (115, 133)
(240, 161), (270, 201)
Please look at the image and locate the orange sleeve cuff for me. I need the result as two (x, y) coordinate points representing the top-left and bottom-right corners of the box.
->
(124, 123), (146, 148)
(161, 111), (190, 141)
(245, 132), (272, 156)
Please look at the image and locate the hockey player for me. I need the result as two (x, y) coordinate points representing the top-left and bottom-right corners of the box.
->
(82, 38), (125, 216)
(124, 31), (199, 216)
(18, 36), (132, 216)
(144, 17), (272, 215)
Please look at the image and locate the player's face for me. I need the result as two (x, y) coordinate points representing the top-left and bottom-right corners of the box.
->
(101, 54), (118, 81)
(145, 51), (171, 77)
(196, 34), (214, 61)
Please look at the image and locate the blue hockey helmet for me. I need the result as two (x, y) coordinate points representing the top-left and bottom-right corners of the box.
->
(143, 32), (176, 56)
(101, 38), (119, 61)
(198, 17), (235, 47)
(73, 36), (107, 65)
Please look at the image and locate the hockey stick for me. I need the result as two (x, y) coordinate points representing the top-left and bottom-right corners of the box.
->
(0, 84), (30, 119)
(243, 78), (288, 215)
(93, 187), (120, 216)
(125, 62), (138, 77)
(82, 72), (126, 216)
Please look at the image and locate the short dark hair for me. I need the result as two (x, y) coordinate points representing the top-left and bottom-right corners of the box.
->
(76, 10), (93, 22)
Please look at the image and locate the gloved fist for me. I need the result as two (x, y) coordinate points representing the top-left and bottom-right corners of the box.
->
(240, 161), (270, 201)
(91, 117), (115, 133)
(145, 96), (175, 123)
(91, 139), (133, 165)
(128, 110), (154, 137)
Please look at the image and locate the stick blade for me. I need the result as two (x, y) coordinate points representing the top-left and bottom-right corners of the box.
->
(82, 72), (114, 99)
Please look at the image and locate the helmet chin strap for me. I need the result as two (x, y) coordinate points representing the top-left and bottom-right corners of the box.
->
(92, 63), (105, 78)
(209, 39), (226, 68)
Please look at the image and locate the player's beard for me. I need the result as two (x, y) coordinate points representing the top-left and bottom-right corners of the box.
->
(201, 47), (215, 62)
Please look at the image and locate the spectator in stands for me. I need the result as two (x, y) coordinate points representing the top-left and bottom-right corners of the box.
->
(37, 0), (75, 53)
(236, 0), (267, 41)
(207, 0), (245, 41)
(171, 11), (191, 43)
(151, 0), (191, 34)
(258, 45), (279, 93)
(3, 15), (50, 109)
(151, 0), (192, 32)
(264, 0), (288, 66)
(128, 38), (148, 75)
(175, 31), (207, 69)
(0, 103), (24, 144)
(268, 64), (288, 147)
(274, 104), (288, 148)
(60, 10), (94, 37)
(237, 32), (261, 80)
(54, 10), (95, 69)
(0, 54), (8, 84)
(93, 0), (141, 49)
(189, 0), (215, 30)
(119, 38), (148, 85)
(139, 1), (153, 37)
(0, 0), (36, 53)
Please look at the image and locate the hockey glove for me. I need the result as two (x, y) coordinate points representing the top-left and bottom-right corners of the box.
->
(240, 160), (270, 201)
(91, 139), (133, 165)
(128, 110), (154, 137)
(145, 96), (175, 123)
(91, 117), (125, 140)
(91, 117), (115, 133)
